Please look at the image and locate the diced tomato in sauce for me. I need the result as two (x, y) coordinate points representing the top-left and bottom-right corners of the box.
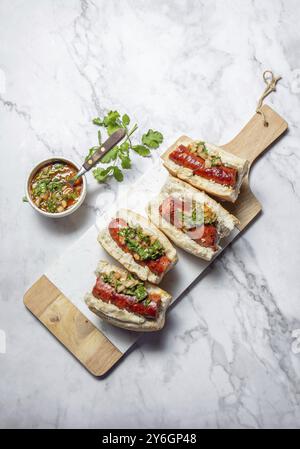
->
(108, 218), (171, 275)
(169, 145), (237, 187)
(92, 277), (159, 318)
(159, 197), (218, 250)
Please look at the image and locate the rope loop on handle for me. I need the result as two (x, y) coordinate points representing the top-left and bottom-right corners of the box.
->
(256, 70), (281, 127)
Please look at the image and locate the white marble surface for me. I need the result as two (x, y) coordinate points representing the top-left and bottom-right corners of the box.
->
(0, 0), (300, 429)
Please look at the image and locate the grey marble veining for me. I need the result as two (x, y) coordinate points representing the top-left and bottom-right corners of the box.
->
(0, 0), (300, 429)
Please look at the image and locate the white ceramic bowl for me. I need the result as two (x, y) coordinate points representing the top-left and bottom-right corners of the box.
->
(26, 157), (87, 218)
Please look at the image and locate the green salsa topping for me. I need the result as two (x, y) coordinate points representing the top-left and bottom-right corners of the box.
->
(118, 225), (165, 261)
(177, 201), (217, 230)
(101, 271), (149, 303)
(30, 161), (83, 213)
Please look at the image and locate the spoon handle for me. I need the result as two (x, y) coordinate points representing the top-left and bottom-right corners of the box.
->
(83, 128), (126, 171)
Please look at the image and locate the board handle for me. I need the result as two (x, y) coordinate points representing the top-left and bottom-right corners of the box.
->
(222, 104), (288, 165)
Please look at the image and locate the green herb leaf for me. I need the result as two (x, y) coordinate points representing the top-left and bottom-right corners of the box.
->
(89, 111), (163, 184)
(113, 166), (124, 182)
(134, 284), (148, 301)
(53, 163), (64, 170)
(103, 110), (121, 127)
(196, 141), (208, 154)
(119, 142), (129, 153)
(100, 110), (123, 135)
(132, 145), (150, 156)
(107, 123), (122, 136)
(93, 166), (114, 182)
(85, 146), (99, 161)
(47, 199), (57, 213)
(98, 130), (102, 146)
(118, 225), (165, 260)
(211, 155), (222, 166)
(48, 180), (63, 192)
(120, 154), (131, 169)
(122, 114), (130, 126)
(100, 146), (119, 164)
(22, 195), (29, 203)
(93, 117), (103, 126)
(119, 142), (131, 168)
(34, 180), (48, 195)
(142, 129), (163, 149)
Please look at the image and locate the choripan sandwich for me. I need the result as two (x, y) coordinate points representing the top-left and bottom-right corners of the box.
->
(85, 261), (172, 331)
(98, 209), (178, 284)
(147, 177), (239, 261)
(161, 137), (249, 202)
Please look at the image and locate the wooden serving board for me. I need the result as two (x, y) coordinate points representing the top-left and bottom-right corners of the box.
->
(24, 105), (288, 377)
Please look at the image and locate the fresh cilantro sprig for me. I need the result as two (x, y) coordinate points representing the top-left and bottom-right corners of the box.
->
(88, 111), (163, 183)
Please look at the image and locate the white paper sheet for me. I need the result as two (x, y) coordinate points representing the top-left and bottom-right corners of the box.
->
(45, 162), (239, 353)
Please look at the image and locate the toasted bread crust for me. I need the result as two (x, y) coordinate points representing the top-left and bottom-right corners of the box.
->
(85, 261), (172, 331)
(161, 136), (249, 202)
(97, 209), (178, 284)
(147, 177), (239, 260)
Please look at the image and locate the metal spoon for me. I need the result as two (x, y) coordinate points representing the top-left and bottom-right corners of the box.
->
(70, 128), (126, 184)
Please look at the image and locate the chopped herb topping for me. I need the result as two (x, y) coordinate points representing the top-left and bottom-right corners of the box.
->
(101, 270), (148, 302)
(188, 141), (224, 167)
(177, 201), (217, 230)
(118, 225), (165, 261)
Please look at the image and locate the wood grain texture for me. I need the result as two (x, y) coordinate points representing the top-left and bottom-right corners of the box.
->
(23, 105), (288, 377)
(24, 275), (122, 376)
(223, 105), (288, 229)
(223, 105), (288, 164)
